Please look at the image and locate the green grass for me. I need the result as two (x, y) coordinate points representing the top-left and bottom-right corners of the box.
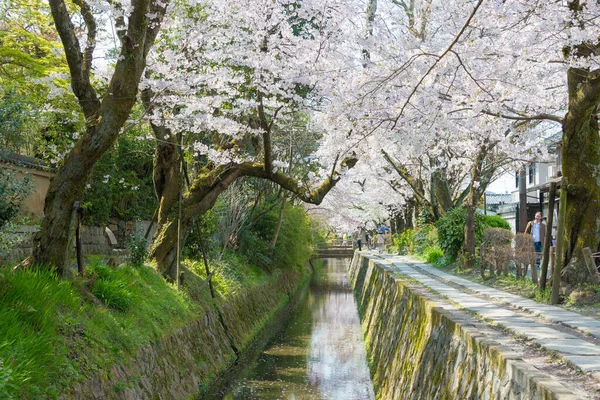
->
(0, 248), (288, 399)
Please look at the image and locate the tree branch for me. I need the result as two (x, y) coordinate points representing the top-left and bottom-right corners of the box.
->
(48, 0), (100, 120)
(481, 109), (563, 124)
(391, 0), (485, 129)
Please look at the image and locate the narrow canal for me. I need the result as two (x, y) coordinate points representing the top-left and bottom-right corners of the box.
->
(222, 258), (374, 399)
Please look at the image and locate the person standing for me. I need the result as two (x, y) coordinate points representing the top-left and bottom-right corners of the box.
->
(365, 232), (370, 250)
(377, 232), (385, 254)
(525, 212), (546, 268)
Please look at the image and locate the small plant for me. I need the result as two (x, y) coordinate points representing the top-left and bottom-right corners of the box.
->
(128, 229), (148, 268)
(393, 229), (414, 254)
(92, 278), (133, 312)
(531, 287), (552, 304)
(423, 246), (443, 264)
(114, 381), (127, 392)
(0, 359), (15, 399)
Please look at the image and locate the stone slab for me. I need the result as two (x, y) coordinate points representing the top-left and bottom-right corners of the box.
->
(536, 339), (600, 356)
(563, 355), (600, 372)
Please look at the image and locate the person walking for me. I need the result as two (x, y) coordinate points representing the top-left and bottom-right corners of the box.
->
(365, 232), (370, 250)
(525, 212), (546, 269)
(377, 232), (385, 254)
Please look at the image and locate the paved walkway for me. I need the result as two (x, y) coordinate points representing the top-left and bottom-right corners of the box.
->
(365, 252), (600, 381)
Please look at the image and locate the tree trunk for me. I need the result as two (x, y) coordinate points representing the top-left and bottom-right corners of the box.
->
(30, 0), (168, 275)
(464, 204), (476, 270)
(561, 67), (600, 285)
(270, 197), (286, 250)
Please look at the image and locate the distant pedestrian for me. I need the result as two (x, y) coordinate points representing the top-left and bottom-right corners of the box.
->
(525, 212), (546, 269)
(365, 232), (370, 250)
(357, 237), (362, 251)
(377, 232), (385, 254)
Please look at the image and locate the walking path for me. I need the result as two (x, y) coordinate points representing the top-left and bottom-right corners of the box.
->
(366, 252), (600, 382)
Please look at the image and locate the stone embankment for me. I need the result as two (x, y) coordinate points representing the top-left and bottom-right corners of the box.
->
(349, 252), (593, 400)
(60, 271), (303, 399)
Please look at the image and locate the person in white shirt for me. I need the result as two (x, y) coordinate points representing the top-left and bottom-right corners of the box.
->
(525, 212), (546, 268)
(377, 232), (385, 254)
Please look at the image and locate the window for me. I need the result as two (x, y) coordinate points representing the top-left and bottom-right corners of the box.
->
(528, 164), (536, 185)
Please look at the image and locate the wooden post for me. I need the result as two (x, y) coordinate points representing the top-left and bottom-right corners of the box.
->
(549, 247), (555, 281)
(540, 182), (557, 290)
(582, 247), (600, 285)
(531, 259), (538, 284)
(552, 177), (567, 305)
(518, 166), (527, 232)
(74, 201), (84, 275)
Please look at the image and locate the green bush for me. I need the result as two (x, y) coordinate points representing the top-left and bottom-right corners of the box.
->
(393, 229), (414, 254)
(0, 169), (31, 227)
(483, 215), (510, 230)
(436, 207), (485, 260)
(128, 230), (148, 268)
(423, 246), (443, 264)
(413, 224), (437, 255)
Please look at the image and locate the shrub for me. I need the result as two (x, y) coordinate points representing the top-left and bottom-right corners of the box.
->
(482, 227), (513, 246)
(483, 215), (510, 230)
(436, 207), (485, 260)
(424, 246), (444, 264)
(393, 229), (414, 254)
(413, 224), (437, 255)
(128, 230), (148, 268)
(0, 169), (31, 227)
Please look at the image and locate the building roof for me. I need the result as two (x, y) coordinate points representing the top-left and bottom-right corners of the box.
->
(485, 193), (513, 205)
(0, 151), (55, 172)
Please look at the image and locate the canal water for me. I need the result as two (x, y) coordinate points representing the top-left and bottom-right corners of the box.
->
(222, 258), (375, 400)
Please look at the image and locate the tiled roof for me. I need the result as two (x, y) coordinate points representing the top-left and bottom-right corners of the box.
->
(0, 151), (54, 172)
(485, 193), (513, 205)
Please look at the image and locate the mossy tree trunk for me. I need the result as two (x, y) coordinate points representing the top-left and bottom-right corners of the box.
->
(561, 67), (600, 284)
(31, 0), (167, 275)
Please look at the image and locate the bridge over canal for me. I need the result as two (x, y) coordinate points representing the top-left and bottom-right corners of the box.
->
(313, 240), (355, 258)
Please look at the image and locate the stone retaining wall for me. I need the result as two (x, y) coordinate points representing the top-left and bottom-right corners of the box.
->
(349, 253), (581, 400)
(5, 222), (150, 263)
(60, 271), (303, 399)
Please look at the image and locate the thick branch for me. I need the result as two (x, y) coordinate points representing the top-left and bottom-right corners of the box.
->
(72, 0), (96, 81)
(481, 109), (563, 124)
(48, 0), (100, 119)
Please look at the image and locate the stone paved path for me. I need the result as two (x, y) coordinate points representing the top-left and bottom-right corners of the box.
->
(366, 252), (600, 381)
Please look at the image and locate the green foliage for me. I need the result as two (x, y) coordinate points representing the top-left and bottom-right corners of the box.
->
(483, 215), (511, 230)
(0, 169), (31, 227)
(412, 224), (437, 255)
(128, 230), (148, 268)
(0, 259), (203, 398)
(393, 229), (415, 254)
(423, 246), (444, 264)
(82, 124), (157, 224)
(436, 207), (485, 260)
(92, 279), (133, 312)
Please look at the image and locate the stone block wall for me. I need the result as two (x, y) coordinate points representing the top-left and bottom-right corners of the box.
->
(349, 254), (581, 400)
(4, 221), (154, 263)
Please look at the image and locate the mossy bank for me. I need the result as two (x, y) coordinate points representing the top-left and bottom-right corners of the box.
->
(61, 269), (306, 399)
(349, 253), (582, 400)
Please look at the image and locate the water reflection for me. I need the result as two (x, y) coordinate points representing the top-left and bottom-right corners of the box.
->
(223, 258), (374, 400)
